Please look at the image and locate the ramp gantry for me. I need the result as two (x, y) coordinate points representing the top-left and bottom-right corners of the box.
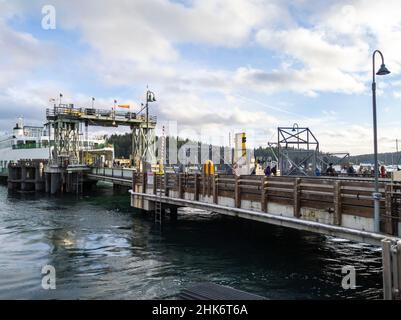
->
(45, 104), (157, 168)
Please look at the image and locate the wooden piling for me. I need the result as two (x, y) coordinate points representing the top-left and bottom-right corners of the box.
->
(382, 239), (393, 300)
(384, 184), (393, 235)
(164, 172), (169, 196)
(213, 174), (218, 204)
(132, 171), (136, 192)
(261, 176), (267, 213)
(294, 178), (301, 218)
(194, 173), (199, 201)
(153, 174), (157, 195)
(178, 173), (184, 199)
(334, 181), (342, 226)
(235, 175), (241, 208)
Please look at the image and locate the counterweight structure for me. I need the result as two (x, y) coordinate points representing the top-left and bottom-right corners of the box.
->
(277, 126), (319, 176)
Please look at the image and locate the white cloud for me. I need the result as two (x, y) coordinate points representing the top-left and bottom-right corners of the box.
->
(52, 0), (287, 63)
(0, 19), (50, 87)
(2, 0), (401, 155)
(393, 91), (401, 100)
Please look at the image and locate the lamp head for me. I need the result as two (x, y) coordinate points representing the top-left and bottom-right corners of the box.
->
(376, 64), (391, 76)
(147, 92), (156, 102)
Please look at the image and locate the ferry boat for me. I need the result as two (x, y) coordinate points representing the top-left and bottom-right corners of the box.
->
(0, 118), (114, 174)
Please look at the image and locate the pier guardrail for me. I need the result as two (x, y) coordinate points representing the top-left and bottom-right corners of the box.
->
(129, 172), (401, 237)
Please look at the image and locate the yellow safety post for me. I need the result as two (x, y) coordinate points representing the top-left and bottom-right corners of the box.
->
(203, 160), (214, 176)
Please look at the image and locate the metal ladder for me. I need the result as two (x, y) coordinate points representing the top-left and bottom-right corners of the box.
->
(155, 174), (164, 224)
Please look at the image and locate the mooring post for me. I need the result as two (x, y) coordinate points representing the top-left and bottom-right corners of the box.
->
(382, 238), (401, 300)
(261, 176), (267, 213)
(294, 178), (301, 218)
(333, 181), (342, 226)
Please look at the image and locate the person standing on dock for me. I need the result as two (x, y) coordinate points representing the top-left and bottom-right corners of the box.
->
(347, 164), (356, 176)
(326, 163), (335, 176)
(264, 165), (271, 177)
(271, 165), (277, 176)
(380, 165), (387, 178)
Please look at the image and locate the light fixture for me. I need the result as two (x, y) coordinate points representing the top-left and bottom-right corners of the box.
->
(376, 64), (390, 76)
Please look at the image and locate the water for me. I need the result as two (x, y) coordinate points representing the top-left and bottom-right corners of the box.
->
(0, 183), (383, 299)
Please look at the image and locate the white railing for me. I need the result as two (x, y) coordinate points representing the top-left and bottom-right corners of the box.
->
(91, 167), (133, 179)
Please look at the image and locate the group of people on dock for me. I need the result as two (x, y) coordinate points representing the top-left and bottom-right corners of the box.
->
(249, 160), (278, 176)
(263, 164), (277, 177)
(324, 163), (388, 178)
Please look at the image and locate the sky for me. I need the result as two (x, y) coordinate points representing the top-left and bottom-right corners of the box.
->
(1, 0), (401, 155)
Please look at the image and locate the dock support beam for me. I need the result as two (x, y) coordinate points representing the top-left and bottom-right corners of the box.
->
(384, 185), (394, 235)
(294, 178), (301, 218)
(261, 176), (267, 213)
(382, 239), (401, 300)
(213, 174), (218, 204)
(178, 174), (184, 199)
(194, 173), (199, 201)
(50, 173), (61, 195)
(334, 181), (342, 226)
(170, 206), (178, 221)
(20, 166), (27, 191)
(235, 175), (240, 208)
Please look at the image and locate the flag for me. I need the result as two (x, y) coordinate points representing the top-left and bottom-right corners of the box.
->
(118, 104), (130, 109)
(49, 98), (56, 102)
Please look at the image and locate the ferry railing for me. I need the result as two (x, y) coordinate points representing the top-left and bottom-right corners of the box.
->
(46, 107), (157, 123)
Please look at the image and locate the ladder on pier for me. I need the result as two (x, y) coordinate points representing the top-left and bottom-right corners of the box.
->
(155, 174), (165, 225)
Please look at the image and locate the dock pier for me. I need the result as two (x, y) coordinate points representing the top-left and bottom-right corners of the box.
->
(3, 162), (401, 299)
(125, 171), (401, 299)
(7, 160), (93, 195)
(7, 160), (46, 193)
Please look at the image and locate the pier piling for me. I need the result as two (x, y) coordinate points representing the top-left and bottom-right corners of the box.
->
(382, 239), (401, 300)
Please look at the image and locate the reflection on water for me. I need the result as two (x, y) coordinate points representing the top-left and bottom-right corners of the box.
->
(0, 183), (382, 299)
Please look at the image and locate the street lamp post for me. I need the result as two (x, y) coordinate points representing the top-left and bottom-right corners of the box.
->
(372, 50), (390, 233)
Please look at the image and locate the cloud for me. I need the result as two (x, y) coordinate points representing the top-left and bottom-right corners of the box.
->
(233, 66), (365, 95)
(51, 0), (287, 63)
(0, 19), (49, 87)
(2, 0), (401, 155)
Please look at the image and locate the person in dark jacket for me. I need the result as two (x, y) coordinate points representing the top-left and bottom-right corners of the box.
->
(264, 165), (271, 177)
(326, 163), (335, 176)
